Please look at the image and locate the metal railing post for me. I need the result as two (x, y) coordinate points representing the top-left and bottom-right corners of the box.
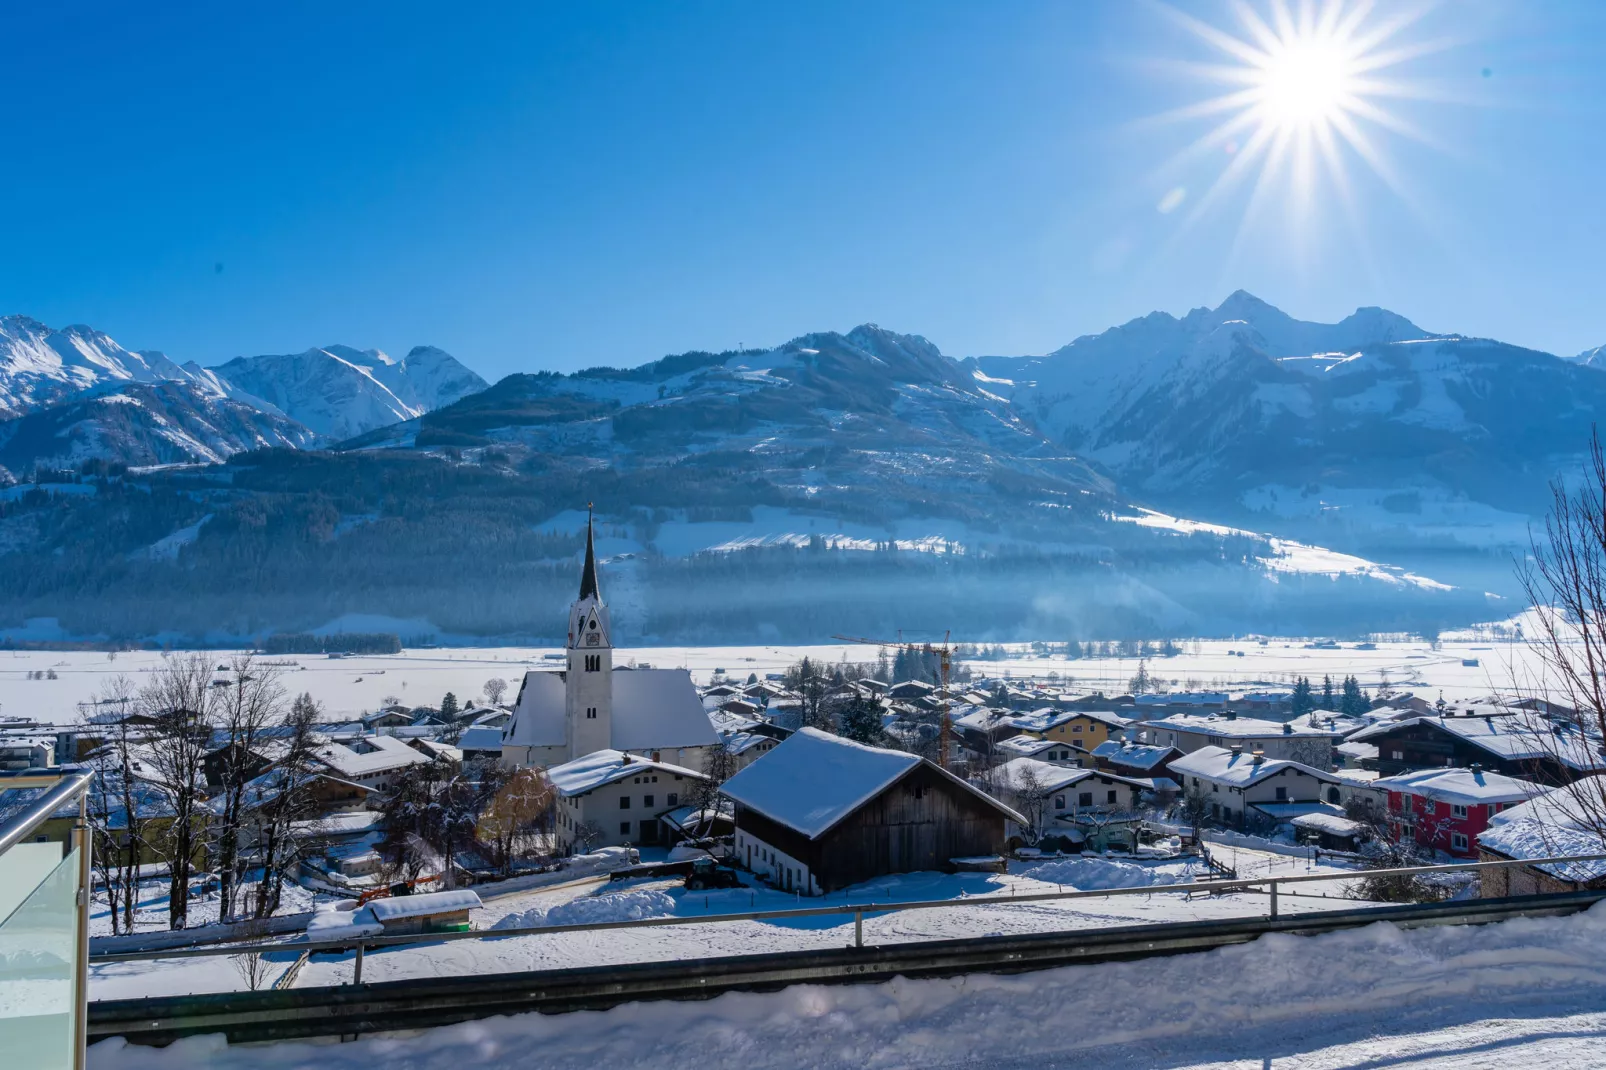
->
(1269, 880), (1278, 919)
(353, 942), (364, 985)
(854, 911), (863, 948)
(74, 791), (90, 1070)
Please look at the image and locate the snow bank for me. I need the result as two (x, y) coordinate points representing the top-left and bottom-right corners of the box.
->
(490, 888), (677, 931)
(90, 901), (1606, 1070)
(1024, 857), (1196, 890)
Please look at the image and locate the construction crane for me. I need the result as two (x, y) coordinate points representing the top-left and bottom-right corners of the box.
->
(833, 631), (955, 769)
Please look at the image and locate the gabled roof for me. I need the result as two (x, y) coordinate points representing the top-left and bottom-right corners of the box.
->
(1349, 712), (1606, 771)
(1373, 767), (1543, 805)
(1171, 745), (1339, 788)
(1148, 713), (1339, 739)
(992, 757), (1103, 795)
(719, 727), (1024, 839)
(312, 734), (429, 779)
(457, 725), (504, 752)
(1479, 775), (1606, 882)
(545, 749), (707, 797)
(502, 667), (721, 751)
(1092, 738), (1179, 770)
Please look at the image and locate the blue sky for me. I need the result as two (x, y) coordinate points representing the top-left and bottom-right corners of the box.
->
(3, 2), (1604, 379)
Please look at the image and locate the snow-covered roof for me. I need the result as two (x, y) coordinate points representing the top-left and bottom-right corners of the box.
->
(367, 889), (481, 922)
(1171, 745), (1339, 788)
(719, 726), (1023, 839)
(993, 757), (1100, 795)
(1373, 767), (1543, 805)
(1478, 776), (1606, 882)
(411, 738), (463, 762)
(457, 725), (504, 753)
(996, 734), (1066, 758)
(545, 749), (706, 797)
(1092, 739), (1177, 770)
(1291, 811), (1366, 837)
(1147, 713), (1339, 739)
(1349, 712), (1606, 772)
(502, 668), (721, 751)
(312, 733), (429, 779)
(1335, 741), (1379, 761)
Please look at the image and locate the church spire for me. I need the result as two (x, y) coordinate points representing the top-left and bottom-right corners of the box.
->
(578, 504), (602, 603)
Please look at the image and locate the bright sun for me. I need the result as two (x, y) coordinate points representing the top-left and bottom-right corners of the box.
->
(1152, 0), (1453, 233)
(1257, 39), (1353, 130)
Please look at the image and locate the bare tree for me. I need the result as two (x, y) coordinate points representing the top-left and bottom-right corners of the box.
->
(213, 655), (287, 923)
(251, 692), (325, 919)
(483, 677), (508, 706)
(694, 743), (739, 811)
(478, 766), (557, 875)
(573, 819), (605, 855)
(1514, 429), (1606, 844)
(83, 675), (149, 935)
(140, 654), (218, 930)
(1181, 782), (1211, 841)
(229, 919), (275, 991)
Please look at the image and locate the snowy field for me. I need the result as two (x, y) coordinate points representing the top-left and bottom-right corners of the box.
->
(90, 847), (1364, 999)
(89, 897), (1606, 1069)
(13, 628), (1544, 725)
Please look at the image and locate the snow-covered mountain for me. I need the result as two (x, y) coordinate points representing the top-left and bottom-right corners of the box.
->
(0, 316), (487, 458)
(209, 345), (485, 440)
(0, 379), (322, 471)
(1571, 344), (1606, 368)
(0, 316), (200, 413)
(972, 292), (1606, 542)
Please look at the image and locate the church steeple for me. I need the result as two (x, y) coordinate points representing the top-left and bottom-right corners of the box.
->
(578, 505), (602, 604)
(566, 504), (612, 758)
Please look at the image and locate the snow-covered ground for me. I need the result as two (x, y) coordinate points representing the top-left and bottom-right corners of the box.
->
(88, 897), (1606, 1069)
(89, 877), (324, 938)
(15, 632), (1545, 725)
(92, 848), (1362, 999)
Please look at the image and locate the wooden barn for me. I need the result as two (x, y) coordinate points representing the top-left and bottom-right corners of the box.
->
(719, 727), (1024, 895)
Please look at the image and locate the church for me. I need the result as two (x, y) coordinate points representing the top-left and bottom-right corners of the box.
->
(500, 514), (720, 771)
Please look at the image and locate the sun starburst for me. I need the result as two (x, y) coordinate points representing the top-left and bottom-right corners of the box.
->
(1150, 0), (1460, 244)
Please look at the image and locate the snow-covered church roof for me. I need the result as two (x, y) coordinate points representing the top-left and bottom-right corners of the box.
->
(502, 667), (720, 752)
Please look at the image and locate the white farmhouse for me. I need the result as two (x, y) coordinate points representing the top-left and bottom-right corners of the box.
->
(1146, 712), (1338, 767)
(547, 749), (709, 852)
(502, 513), (721, 770)
(1172, 744), (1342, 830)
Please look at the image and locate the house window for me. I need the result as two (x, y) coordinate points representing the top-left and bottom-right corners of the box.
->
(585, 655), (601, 672)
(643, 794), (654, 807)
(667, 792), (678, 806)
(1072, 724), (1082, 733)
(1402, 795), (1413, 812)
(1451, 803), (1469, 819)
(620, 821), (631, 835)
(1054, 795), (1065, 810)
(620, 796), (631, 809)
(1275, 786), (1287, 801)
(587, 707), (597, 719)
(1391, 750), (1404, 761)
(1078, 792), (1093, 807)
(1451, 832), (1469, 852)
(1106, 790), (1117, 804)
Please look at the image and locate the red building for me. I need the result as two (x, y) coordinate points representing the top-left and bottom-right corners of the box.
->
(1373, 765), (1543, 858)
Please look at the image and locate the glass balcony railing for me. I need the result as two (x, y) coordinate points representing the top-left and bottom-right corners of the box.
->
(0, 769), (93, 1070)
(0, 845), (81, 1067)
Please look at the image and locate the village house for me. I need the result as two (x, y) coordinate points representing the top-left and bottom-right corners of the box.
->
(1347, 708), (1605, 787)
(455, 724), (505, 761)
(720, 727), (1023, 895)
(1373, 766), (1544, 859)
(991, 757), (1147, 851)
(1145, 712), (1339, 767)
(1092, 733), (1184, 788)
(994, 734), (1086, 766)
(547, 749), (709, 852)
(1478, 775), (1606, 895)
(1171, 745), (1342, 830)
(1016, 708), (1130, 755)
(501, 515), (721, 770)
(311, 733), (430, 794)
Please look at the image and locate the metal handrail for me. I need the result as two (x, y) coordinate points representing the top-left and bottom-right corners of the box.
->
(0, 766), (93, 856)
(88, 850), (1606, 965)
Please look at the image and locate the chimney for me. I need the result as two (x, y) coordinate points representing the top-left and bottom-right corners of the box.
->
(1282, 723), (1293, 735)
(1230, 744), (1243, 758)
(1470, 762), (1483, 777)
(1225, 710), (1238, 721)
(1251, 749), (1265, 765)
